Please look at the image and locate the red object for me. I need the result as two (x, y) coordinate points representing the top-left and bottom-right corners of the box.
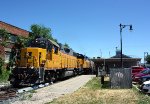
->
(132, 66), (145, 77)
(132, 69), (150, 82)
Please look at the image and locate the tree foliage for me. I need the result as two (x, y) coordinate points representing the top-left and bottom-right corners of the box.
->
(146, 55), (150, 64)
(16, 36), (27, 48)
(30, 24), (72, 51)
(0, 57), (4, 74)
(0, 28), (10, 47)
(0, 28), (27, 68)
(30, 24), (52, 39)
(9, 36), (27, 68)
(0, 29), (10, 40)
(30, 24), (59, 43)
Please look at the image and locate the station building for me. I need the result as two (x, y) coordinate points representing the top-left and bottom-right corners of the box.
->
(92, 50), (141, 70)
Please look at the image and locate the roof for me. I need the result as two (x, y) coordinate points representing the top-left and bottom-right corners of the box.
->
(92, 58), (141, 62)
(111, 53), (132, 58)
(48, 39), (60, 47)
(0, 21), (29, 37)
(111, 50), (134, 58)
(60, 44), (77, 56)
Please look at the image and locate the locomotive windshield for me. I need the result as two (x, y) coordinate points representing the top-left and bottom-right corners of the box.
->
(28, 37), (52, 51)
(77, 53), (84, 58)
(29, 38), (46, 48)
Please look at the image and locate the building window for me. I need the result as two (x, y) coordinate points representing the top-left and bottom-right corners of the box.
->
(8, 34), (16, 43)
(5, 52), (11, 63)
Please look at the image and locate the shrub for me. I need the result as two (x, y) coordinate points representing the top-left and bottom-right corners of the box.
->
(0, 57), (4, 74)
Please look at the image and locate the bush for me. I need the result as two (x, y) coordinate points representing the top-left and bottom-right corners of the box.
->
(0, 57), (10, 82)
(0, 57), (4, 74)
(0, 69), (10, 82)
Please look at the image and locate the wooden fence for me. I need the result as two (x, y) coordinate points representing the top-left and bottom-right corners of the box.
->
(110, 68), (132, 88)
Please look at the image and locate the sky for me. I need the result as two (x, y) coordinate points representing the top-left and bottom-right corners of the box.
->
(0, 0), (150, 62)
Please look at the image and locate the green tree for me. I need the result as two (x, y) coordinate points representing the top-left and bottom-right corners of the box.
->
(16, 36), (27, 48)
(30, 24), (59, 43)
(30, 24), (53, 39)
(146, 55), (150, 64)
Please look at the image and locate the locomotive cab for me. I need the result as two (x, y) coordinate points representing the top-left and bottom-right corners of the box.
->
(9, 37), (52, 86)
(77, 53), (91, 74)
(20, 48), (46, 68)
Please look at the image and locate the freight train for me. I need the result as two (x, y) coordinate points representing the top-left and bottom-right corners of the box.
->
(9, 37), (94, 86)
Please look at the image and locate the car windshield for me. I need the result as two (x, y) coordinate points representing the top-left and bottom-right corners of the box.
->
(140, 69), (147, 73)
(141, 69), (150, 74)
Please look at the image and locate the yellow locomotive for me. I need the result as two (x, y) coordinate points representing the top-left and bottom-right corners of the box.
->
(9, 37), (93, 86)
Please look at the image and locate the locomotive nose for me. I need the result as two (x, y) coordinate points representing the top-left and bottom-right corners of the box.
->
(20, 48), (46, 68)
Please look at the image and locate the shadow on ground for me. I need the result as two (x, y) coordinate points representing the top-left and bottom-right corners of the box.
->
(101, 81), (110, 89)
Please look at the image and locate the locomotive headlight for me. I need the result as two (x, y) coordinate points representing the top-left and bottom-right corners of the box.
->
(30, 66), (34, 69)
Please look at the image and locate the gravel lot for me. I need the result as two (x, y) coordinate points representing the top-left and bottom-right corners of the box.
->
(12, 75), (95, 104)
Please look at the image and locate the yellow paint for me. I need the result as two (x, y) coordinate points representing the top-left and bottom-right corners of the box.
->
(19, 47), (78, 70)
(20, 48), (46, 68)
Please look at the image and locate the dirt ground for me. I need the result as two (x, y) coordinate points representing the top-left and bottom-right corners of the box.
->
(12, 75), (95, 104)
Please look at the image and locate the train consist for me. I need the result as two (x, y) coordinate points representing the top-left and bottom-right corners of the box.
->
(9, 37), (94, 86)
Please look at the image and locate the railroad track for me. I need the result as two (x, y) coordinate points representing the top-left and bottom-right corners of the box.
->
(0, 76), (79, 103)
(0, 86), (17, 101)
(0, 82), (53, 102)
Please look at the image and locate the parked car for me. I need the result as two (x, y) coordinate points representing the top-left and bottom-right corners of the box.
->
(132, 66), (145, 77)
(132, 69), (150, 82)
(139, 75), (150, 84)
(140, 80), (150, 94)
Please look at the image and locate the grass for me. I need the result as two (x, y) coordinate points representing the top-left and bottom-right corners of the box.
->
(29, 90), (37, 93)
(48, 77), (102, 104)
(0, 69), (10, 83)
(46, 77), (150, 104)
(132, 86), (150, 104)
(85, 77), (102, 90)
(137, 94), (150, 104)
(48, 77), (146, 104)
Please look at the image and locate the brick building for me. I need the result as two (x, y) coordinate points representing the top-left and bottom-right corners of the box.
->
(0, 21), (29, 63)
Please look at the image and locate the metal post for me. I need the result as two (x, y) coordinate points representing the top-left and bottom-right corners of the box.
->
(101, 75), (104, 84)
(120, 25), (123, 68)
(104, 58), (105, 71)
(119, 24), (133, 68)
(96, 67), (99, 77)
